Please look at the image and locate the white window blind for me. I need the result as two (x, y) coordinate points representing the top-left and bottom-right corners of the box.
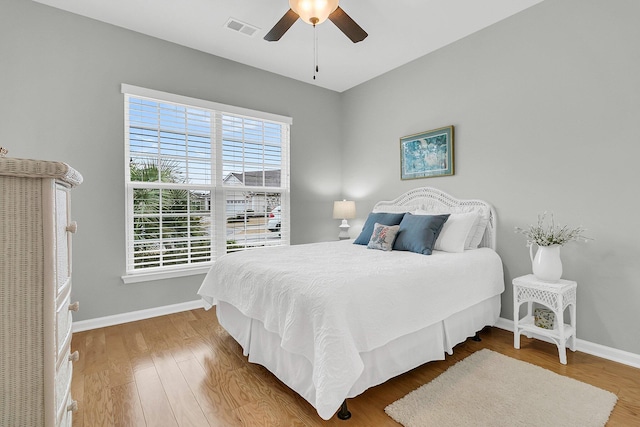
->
(123, 85), (290, 277)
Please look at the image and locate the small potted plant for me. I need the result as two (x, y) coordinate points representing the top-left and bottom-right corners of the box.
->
(515, 212), (591, 282)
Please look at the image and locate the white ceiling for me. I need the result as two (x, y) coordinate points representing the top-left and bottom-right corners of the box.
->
(34, 0), (543, 93)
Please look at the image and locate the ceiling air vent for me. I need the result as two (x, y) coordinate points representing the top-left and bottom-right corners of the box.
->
(225, 18), (259, 37)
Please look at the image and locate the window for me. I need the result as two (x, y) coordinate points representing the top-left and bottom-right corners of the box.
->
(122, 85), (291, 281)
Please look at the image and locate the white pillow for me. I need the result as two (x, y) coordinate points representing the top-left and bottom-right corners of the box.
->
(414, 210), (478, 253)
(466, 213), (489, 249)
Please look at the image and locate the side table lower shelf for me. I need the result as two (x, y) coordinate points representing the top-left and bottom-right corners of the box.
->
(515, 316), (575, 347)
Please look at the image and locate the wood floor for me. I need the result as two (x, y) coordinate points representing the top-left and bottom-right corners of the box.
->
(70, 308), (640, 426)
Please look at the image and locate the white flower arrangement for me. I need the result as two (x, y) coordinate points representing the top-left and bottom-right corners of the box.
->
(515, 212), (591, 247)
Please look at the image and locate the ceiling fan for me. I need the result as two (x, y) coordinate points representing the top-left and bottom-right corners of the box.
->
(264, 0), (368, 43)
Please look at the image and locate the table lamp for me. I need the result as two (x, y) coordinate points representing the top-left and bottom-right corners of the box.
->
(333, 200), (356, 240)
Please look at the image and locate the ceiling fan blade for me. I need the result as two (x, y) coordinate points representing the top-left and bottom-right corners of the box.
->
(264, 9), (299, 42)
(328, 6), (368, 43)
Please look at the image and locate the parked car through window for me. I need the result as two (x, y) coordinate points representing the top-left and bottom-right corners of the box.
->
(268, 206), (281, 232)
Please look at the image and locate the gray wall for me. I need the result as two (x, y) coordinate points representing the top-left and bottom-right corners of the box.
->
(1, 0), (343, 320)
(340, 0), (640, 354)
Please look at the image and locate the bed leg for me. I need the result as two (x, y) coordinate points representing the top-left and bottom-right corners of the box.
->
(337, 400), (352, 420)
(471, 332), (482, 342)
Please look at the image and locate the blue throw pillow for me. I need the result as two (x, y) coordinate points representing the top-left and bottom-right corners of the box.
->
(353, 212), (406, 245)
(392, 213), (450, 255)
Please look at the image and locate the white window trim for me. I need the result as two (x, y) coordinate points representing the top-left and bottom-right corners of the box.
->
(121, 84), (291, 283)
(121, 265), (212, 284)
(121, 84), (293, 125)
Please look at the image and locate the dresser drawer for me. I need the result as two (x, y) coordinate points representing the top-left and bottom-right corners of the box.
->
(56, 289), (74, 357)
(59, 403), (73, 427)
(55, 348), (74, 418)
(55, 185), (73, 294)
(57, 386), (77, 427)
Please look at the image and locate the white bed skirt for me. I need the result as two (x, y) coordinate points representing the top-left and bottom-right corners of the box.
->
(216, 294), (500, 415)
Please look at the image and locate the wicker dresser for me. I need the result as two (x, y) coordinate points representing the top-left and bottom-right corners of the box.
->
(0, 158), (83, 427)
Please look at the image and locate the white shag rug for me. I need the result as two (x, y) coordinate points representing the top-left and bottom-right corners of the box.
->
(385, 349), (617, 427)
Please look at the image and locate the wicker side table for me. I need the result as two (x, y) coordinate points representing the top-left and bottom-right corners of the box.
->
(513, 274), (577, 364)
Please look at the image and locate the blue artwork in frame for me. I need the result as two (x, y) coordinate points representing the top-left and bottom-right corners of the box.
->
(400, 126), (454, 180)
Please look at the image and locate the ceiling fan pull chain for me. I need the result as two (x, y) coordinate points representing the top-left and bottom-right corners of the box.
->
(313, 24), (318, 80)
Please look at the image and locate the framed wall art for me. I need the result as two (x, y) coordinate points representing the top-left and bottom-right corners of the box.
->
(400, 126), (454, 180)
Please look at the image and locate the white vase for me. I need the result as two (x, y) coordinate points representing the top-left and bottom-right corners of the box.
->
(529, 244), (563, 282)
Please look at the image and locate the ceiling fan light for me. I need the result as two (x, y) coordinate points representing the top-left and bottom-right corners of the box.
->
(289, 0), (339, 25)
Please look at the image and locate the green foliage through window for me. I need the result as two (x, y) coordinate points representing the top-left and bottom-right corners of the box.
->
(130, 161), (211, 269)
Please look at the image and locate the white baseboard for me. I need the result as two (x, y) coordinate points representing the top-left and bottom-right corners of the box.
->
(495, 317), (640, 369)
(72, 299), (205, 333)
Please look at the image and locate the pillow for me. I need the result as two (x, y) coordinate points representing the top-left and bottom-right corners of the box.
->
(353, 212), (406, 245)
(432, 212), (479, 253)
(392, 213), (450, 255)
(415, 208), (488, 250)
(466, 214), (489, 249)
(367, 223), (400, 251)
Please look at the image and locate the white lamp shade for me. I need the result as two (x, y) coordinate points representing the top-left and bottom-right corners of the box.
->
(289, 0), (339, 25)
(333, 200), (356, 219)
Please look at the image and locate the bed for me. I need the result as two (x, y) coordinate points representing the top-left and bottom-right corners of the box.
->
(198, 187), (505, 420)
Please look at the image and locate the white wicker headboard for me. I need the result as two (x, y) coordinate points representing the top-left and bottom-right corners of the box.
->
(372, 187), (497, 250)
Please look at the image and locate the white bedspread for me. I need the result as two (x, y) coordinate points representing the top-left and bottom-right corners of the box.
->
(198, 240), (504, 420)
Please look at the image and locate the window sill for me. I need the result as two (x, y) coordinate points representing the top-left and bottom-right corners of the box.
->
(121, 265), (212, 284)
